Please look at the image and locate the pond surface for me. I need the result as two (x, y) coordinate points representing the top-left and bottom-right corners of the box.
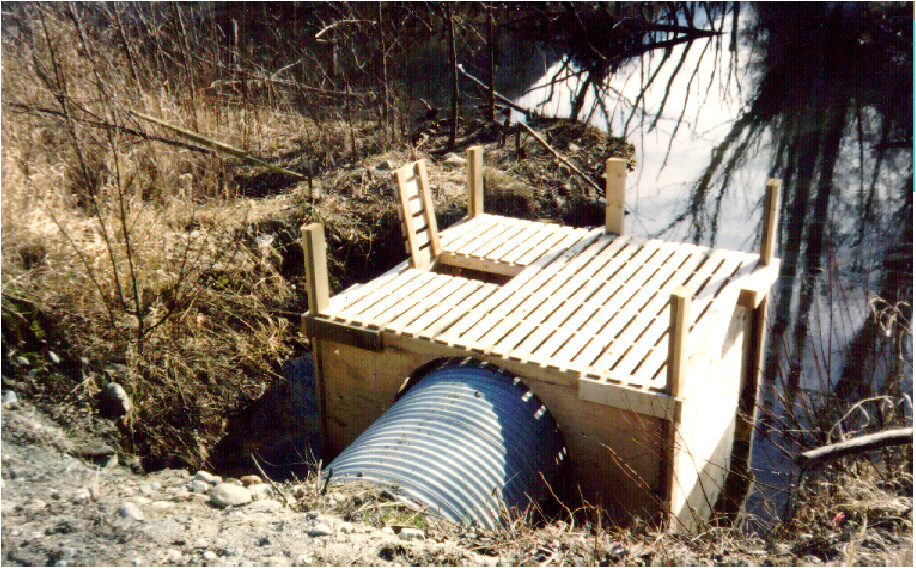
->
(412, 4), (912, 531)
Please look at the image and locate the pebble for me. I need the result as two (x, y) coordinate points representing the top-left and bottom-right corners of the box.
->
(16, 355), (29, 365)
(164, 549), (182, 562)
(150, 501), (173, 510)
(48, 351), (60, 364)
(247, 483), (272, 500)
(130, 496), (152, 505)
(398, 527), (424, 541)
(195, 471), (222, 485)
(309, 523), (333, 537)
(210, 483), (252, 508)
(240, 475), (262, 486)
(139, 483), (155, 496)
(70, 488), (91, 503)
(246, 499), (283, 512)
(117, 502), (145, 521)
(203, 551), (217, 560)
(189, 479), (211, 493)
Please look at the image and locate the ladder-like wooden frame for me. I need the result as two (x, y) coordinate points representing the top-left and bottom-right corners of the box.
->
(394, 159), (441, 270)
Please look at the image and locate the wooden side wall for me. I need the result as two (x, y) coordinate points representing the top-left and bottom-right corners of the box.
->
(315, 337), (665, 521)
(669, 303), (750, 531)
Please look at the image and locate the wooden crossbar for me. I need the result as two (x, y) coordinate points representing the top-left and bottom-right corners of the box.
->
(394, 159), (441, 270)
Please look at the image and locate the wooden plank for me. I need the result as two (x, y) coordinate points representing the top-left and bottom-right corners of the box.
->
(455, 217), (528, 258)
(735, 260), (781, 308)
(353, 270), (440, 326)
(323, 260), (409, 315)
(666, 286), (692, 398)
(490, 222), (550, 263)
(467, 145), (484, 217)
(441, 214), (500, 250)
(434, 230), (594, 346)
(302, 223), (329, 315)
(579, 376), (679, 420)
(514, 226), (588, 265)
(495, 235), (631, 357)
(476, 235), (617, 354)
(332, 270), (425, 323)
(417, 160), (441, 258)
(587, 245), (705, 373)
(395, 162), (430, 270)
(437, 253), (525, 277)
(373, 274), (463, 331)
(533, 237), (649, 369)
(499, 223), (568, 265)
(399, 279), (485, 336)
(611, 250), (732, 380)
(417, 282), (501, 340)
(761, 179), (781, 266)
(605, 158), (627, 235)
(465, 217), (532, 259)
(443, 230), (602, 349)
(305, 316), (382, 351)
(558, 240), (671, 370)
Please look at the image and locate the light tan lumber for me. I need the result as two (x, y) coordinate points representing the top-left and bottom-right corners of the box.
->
(514, 227), (589, 265)
(447, 216), (516, 257)
(440, 214), (499, 250)
(579, 376), (680, 420)
(366, 273), (457, 330)
(496, 235), (629, 358)
(418, 159), (441, 258)
(417, 282), (501, 341)
(490, 222), (548, 262)
(466, 217), (531, 259)
(395, 162), (429, 270)
(333, 270), (425, 323)
(761, 179), (781, 266)
(437, 253), (524, 276)
(324, 260), (409, 315)
(467, 145), (484, 217)
(302, 223), (330, 316)
(354, 270), (439, 326)
(499, 223), (567, 264)
(399, 279), (485, 336)
(736, 260), (781, 308)
(666, 286), (692, 399)
(605, 158), (627, 235)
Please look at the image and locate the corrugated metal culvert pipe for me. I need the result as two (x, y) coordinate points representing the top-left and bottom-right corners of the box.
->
(326, 358), (567, 528)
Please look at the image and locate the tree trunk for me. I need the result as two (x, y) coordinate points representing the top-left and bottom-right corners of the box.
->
(448, 3), (459, 150)
(487, 4), (496, 122)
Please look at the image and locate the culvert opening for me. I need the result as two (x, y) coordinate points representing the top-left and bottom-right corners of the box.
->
(325, 358), (568, 529)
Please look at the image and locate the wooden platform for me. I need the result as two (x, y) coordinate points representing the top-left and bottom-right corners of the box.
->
(302, 151), (782, 531)
(312, 213), (777, 395)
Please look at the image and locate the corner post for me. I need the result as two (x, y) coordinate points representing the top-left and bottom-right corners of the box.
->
(664, 285), (691, 529)
(302, 223), (329, 316)
(760, 179), (781, 265)
(467, 145), (484, 217)
(605, 158), (627, 235)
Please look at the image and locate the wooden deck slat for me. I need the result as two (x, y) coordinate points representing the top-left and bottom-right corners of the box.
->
(488, 222), (548, 262)
(451, 230), (603, 349)
(587, 246), (707, 372)
(354, 271), (440, 326)
(504, 236), (638, 363)
(445, 215), (513, 255)
(418, 283), (501, 341)
(440, 215), (501, 250)
(323, 261), (409, 315)
(549, 240), (668, 370)
(498, 223), (564, 265)
(332, 270), (426, 323)
(366, 273), (458, 330)
(400, 279), (486, 336)
(513, 227), (582, 265)
(458, 217), (528, 258)
(474, 235), (618, 353)
(465, 218), (533, 260)
(436, 229), (595, 347)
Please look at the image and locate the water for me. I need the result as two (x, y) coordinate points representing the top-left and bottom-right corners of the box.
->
(464, 5), (912, 532)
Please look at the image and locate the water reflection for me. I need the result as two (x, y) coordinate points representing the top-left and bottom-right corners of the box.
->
(503, 3), (912, 529)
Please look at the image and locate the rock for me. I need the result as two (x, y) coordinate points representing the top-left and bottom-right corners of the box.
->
(170, 488), (192, 502)
(149, 481), (162, 490)
(117, 502), (145, 521)
(309, 523), (333, 537)
(398, 527), (424, 541)
(210, 483), (251, 508)
(130, 496), (152, 505)
(568, 142), (580, 152)
(247, 483), (272, 500)
(139, 483), (154, 496)
(246, 499), (283, 512)
(340, 522), (355, 534)
(194, 470), (222, 485)
(240, 475), (262, 486)
(2, 391), (18, 405)
(203, 551), (218, 560)
(189, 479), (211, 494)
(97, 382), (131, 419)
(70, 488), (91, 503)
(163, 549), (182, 562)
(16, 355), (29, 366)
(48, 351), (60, 364)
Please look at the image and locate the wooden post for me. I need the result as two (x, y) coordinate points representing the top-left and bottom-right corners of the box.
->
(302, 223), (329, 316)
(760, 179), (781, 265)
(664, 285), (691, 529)
(467, 145), (484, 218)
(605, 158), (627, 235)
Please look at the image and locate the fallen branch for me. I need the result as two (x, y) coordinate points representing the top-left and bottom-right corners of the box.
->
(132, 111), (305, 180)
(517, 122), (604, 196)
(456, 64), (536, 117)
(796, 427), (913, 468)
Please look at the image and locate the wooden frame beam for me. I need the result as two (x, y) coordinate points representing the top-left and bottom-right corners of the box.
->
(467, 145), (484, 218)
(605, 158), (627, 235)
(760, 179), (781, 266)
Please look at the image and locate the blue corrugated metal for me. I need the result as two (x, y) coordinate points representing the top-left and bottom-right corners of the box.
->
(325, 358), (567, 528)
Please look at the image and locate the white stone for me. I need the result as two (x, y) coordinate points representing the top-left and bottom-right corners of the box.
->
(70, 488), (91, 503)
(130, 496), (152, 505)
(398, 527), (424, 541)
(117, 502), (145, 521)
(203, 551), (217, 560)
(210, 483), (251, 508)
(189, 479), (211, 494)
(339, 522), (355, 534)
(138, 483), (154, 496)
(2, 391), (18, 404)
(164, 549), (182, 562)
(195, 471), (222, 485)
(48, 351), (60, 364)
(309, 523), (333, 537)
(246, 499), (283, 512)
(150, 501), (173, 510)
(149, 481), (162, 490)
(247, 483), (272, 500)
